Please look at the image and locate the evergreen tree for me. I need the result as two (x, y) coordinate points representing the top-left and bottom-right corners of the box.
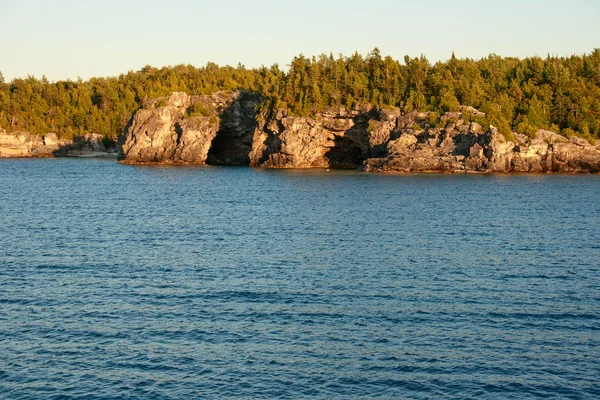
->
(1, 49), (599, 141)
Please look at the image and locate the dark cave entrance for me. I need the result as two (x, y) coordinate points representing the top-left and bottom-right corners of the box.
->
(324, 137), (367, 169)
(206, 128), (252, 165)
(205, 95), (259, 166)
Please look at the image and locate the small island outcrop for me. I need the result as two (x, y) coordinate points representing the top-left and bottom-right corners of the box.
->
(117, 92), (600, 173)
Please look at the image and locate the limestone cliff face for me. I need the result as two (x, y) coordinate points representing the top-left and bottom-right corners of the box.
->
(249, 107), (371, 169)
(362, 111), (600, 173)
(119, 93), (373, 169)
(252, 107), (600, 172)
(0, 129), (106, 158)
(118, 91), (260, 164)
(118, 92), (600, 173)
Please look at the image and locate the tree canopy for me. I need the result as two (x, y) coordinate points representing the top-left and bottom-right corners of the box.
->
(1, 48), (599, 142)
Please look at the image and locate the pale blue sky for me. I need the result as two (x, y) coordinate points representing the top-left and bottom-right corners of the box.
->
(1, 0), (598, 81)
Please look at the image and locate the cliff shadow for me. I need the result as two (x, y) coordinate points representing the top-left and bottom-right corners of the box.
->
(254, 110), (284, 166)
(324, 113), (372, 169)
(52, 135), (108, 157)
(206, 91), (261, 165)
(450, 130), (493, 158)
(325, 136), (366, 169)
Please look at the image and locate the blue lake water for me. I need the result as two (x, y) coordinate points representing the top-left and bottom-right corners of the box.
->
(0, 158), (599, 399)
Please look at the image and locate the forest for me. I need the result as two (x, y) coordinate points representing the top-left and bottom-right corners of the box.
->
(1, 48), (599, 143)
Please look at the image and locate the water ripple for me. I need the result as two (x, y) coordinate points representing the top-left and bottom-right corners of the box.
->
(0, 159), (599, 398)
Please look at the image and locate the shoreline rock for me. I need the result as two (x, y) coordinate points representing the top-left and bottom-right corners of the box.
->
(249, 107), (372, 169)
(118, 91), (261, 165)
(362, 120), (600, 174)
(7, 92), (599, 173)
(117, 92), (600, 173)
(0, 129), (110, 158)
(252, 106), (600, 173)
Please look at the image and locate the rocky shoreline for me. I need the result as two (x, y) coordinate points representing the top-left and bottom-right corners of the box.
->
(118, 91), (260, 165)
(3, 91), (600, 173)
(0, 129), (113, 158)
(118, 91), (600, 173)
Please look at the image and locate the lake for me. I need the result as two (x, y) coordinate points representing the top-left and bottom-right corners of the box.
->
(0, 158), (599, 399)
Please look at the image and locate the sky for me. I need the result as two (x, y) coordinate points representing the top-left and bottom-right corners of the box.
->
(1, 0), (599, 82)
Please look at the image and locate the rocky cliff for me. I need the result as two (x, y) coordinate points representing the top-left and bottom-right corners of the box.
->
(362, 110), (600, 173)
(363, 112), (600, 172)
(250, 106), (600, 173)
(0, 129), (106, 158)
(118, 92), (600, 173)
(249, 107), (372, 169)
(118, 91), (260, 164)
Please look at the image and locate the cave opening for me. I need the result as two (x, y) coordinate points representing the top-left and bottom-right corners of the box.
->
(324, 137), (367, 169)
(206, 128), (252, 165)
(205, 97), (258, 166)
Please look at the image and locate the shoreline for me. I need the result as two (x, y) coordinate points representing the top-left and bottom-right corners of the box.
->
(0, 152), (117, 160)
(3, 155), (598, 174)
(117, 92), (600, 174)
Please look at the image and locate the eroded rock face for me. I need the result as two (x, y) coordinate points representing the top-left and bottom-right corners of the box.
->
(0, 130), (47, 157)
(362, 112), (600, 173)
(118, 92), (600, 173)
(249, 107), (372, 169)
(118, 91), (260, 164)
(0, 129), (105, 157)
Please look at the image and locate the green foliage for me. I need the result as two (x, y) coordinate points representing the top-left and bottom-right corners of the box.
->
(563, 126), (596, 145)
(502, 129), (516, 142)
(515, 119), (539, 138)
(102, 134), (115, 148)
(427, 111), (442, 128)
(562, 127), (577, 138)
(186, 103), (211, 118)
(444, 116), (459, 126)
(472, 115), (488, 128)
(1, 49), (600, 140)
(367, 120), (377, 132)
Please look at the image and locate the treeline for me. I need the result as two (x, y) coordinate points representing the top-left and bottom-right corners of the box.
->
(0, 64), (263, 141)
(1, 48), (599, 142)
